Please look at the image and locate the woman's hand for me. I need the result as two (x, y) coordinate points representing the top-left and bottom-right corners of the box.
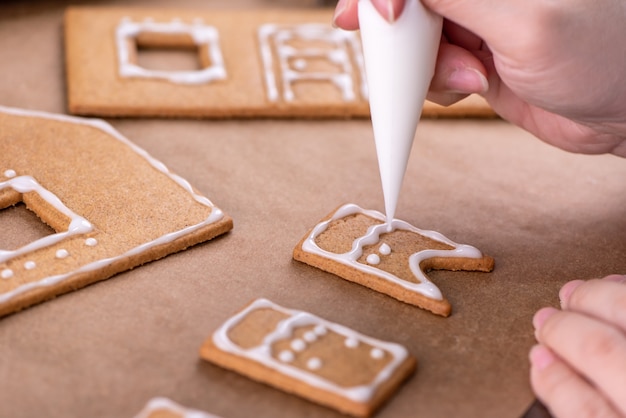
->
(333, 0), (626, 157)
(531, 275), (626, 417)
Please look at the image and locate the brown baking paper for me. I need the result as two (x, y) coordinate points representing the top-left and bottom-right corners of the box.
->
(1, 1), (624, 418)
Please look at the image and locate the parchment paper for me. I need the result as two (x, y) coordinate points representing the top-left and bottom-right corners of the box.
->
(1, 1), (624, 417)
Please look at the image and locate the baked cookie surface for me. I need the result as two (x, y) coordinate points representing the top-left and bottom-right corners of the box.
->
(200, 298), (416, 417)
(293, 204), (494, 316)
(0, 106), (232, 317)
(64, 6), (493, 118)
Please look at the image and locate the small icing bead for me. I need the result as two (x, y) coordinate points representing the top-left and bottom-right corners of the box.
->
(345, 337), (359, 349)
(24, 261), (36, 270)
(1, 269), (14, 279)
(379, 243), (391, 255)
(306, 357), (322, 371)
(313, 325), (327, 336)
(85, 238), (98, 247)
(56, 249), (69, 259)
(370, 348), (385, 359)
(278, 350), (294, 363)
(366, 254), (380, 265)
(303, 331), (317, 343)
(4, 169), (16, 178)
(290, 339), (306, 352)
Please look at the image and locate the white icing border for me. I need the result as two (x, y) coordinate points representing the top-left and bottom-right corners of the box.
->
(258, 23), (368, 102)
(0, 176), (94, 264)
(116, 18), (227, 84)
(134, 397), (220, 418)
(212, 298), (409, 403)
(301, 203), (485, 300)
(0, 105), (225, 305)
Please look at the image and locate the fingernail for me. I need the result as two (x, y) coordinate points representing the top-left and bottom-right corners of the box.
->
(332, 0), (348, 27)
(446, 68), (489, 94)
(603, 274), (626, 284)
(385, 0), (396, 23)
(559, 280), (584, 308)
(532, 307), (558, 332)
(529, 344), (556, 371)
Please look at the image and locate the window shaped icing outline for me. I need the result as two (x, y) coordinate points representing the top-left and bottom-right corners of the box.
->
(115, 17), (227, 85)
(0, 175), (93, 265)
(258, 23), (368, 102)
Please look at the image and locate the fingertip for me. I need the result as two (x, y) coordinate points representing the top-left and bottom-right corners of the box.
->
(529, 344), (557, 371)
(333, 0), (359, 30)
(532, 307), (558, 333)
(371, 0), (405, 23)
(559, 280), (585, 309)
(602, 274), (626, 284)
(446, 67), (489, 94)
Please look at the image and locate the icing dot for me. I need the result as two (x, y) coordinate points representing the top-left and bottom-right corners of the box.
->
(278, 350), (294, 363)
(379, 243), (391, 255)
(293, 58), (307, 71)
(290, 339), (306, 352)
(4, 169), (16, 178)
(1, 269), (14, 280)
(85, 238), (98, 247)
(24, 261), (36, 270)
(56, 249), (69, 259)
(366, 254), (381, 265)
(344, 337), (359, 349)
(303, 331), (317, 343)
(306, 357), (322, 371)
(370, 348), (385, 360)
(313, 325), (327, 336)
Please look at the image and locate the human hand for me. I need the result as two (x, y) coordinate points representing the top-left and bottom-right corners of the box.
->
(333, 0), (626, 157)
(530, 274), (626, 417)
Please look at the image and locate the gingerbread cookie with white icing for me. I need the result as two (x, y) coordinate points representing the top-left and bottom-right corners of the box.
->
(293, 204), (494, 317)
(200, 298), (416, 417)
(0, 106), (232, 317)
(64, 7), (493, 118)
(133, 397), (221, 418)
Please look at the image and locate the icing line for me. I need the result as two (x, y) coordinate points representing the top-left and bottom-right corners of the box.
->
(301, 203), (484, 300)
(258, 23), (368, 103)
(0, 176), (94, 264)
(0, 105), (225, 305)
(212, 298), (409, 403)
(116, 18), (227, 85)
(134, 397), (219, 418)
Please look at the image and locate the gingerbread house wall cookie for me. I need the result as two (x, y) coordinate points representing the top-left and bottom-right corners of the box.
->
(0, 106), (232, 317)
(293, 204), (494, 316)
(64, 7), (493, 119)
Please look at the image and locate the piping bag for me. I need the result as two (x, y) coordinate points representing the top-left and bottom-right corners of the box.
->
(358, 0), (442, 225)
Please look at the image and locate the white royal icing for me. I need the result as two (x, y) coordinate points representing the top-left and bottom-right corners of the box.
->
(116, 17), (227, 85)
(0, 175), (94, 265)
(1, 270), (13, 280)
(258, 23), (368, 103)
(0, 105), (225, 305)
(55, 249), (69, 259)
(212, 298), (409, 403)
(133, 397), (220, 418)
(301, 203), (485, 300)
(3, 169), (16, 178)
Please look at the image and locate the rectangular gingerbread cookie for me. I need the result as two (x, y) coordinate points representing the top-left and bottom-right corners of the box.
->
(64, 6), (494, 118)
(200, 298), (416, 417)
(0, 106), (232, 317)
(293, 204), (494, 317)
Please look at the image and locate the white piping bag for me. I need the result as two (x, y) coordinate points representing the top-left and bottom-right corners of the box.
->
(358, 0), (442, 223)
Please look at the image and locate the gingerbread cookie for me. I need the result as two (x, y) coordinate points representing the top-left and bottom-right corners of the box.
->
(64, 7), (493, 118)
(0, 106), (232, 317)
(134, 397), (221, 418)
(293, 204), (494, 316)
(200, 298), (416, 417)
